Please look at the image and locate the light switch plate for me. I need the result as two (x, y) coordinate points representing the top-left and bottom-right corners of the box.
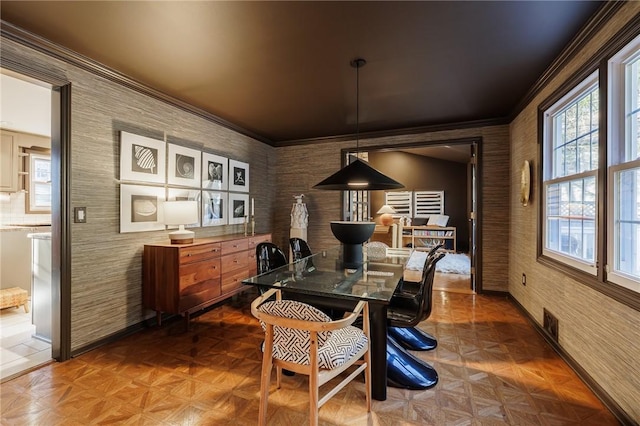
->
(74, 207), (86, 223)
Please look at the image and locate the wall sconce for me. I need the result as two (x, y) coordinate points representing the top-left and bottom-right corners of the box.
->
(163, 200), (198, 244)
(377, 204), (397, 226)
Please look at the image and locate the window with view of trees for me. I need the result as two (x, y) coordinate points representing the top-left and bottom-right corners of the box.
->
(543, 72), (599, 274)
(541, 32), (640, 298)
(608, 34), (640, 294)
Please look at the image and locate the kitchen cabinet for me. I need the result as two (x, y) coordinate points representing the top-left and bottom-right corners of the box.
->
(1, 130), (51, 193)
(1, 130), (20, 192)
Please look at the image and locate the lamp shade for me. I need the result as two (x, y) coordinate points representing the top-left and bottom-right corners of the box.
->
(376, 204), (396, 215)
(313, 159), (403, 191)
(376, 204), (397, 226)
(163, 200), (198, 244)
(163, 200), (198, 225)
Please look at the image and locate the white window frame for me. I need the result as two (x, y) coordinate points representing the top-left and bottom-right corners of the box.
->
(25, 150), (51, 214)
(607, 34), (640, 293)
(542, 71), (599, 275)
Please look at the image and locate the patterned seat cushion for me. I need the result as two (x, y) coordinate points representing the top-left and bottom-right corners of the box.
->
(259, 300), (368, 369)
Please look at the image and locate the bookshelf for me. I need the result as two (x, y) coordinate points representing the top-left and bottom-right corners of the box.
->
(402, 225), (456, 252)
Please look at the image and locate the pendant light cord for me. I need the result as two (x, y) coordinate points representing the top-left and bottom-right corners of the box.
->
(351, 58), (366, 157)
(356, 61), (360, 153)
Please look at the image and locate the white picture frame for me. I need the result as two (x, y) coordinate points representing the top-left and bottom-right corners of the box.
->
(202, 191), (228, 227)
(228, 192), (249, 224)
(202, 153), (228, 190)
(120, 184), (166, 233)
(167, 143), (201, 187)
(167, 188), (201, 228)
(228, 159), (249, 192)
(120, 131), (166, 184)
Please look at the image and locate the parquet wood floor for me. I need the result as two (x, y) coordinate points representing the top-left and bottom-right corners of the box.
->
(433, 272), (474, 295)
(0, 288), (619, 425)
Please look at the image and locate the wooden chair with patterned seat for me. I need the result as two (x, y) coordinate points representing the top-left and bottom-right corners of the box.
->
(251, 287), (371, 426)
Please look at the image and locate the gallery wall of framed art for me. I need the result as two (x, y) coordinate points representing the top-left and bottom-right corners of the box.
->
(119, 131), (250, 233)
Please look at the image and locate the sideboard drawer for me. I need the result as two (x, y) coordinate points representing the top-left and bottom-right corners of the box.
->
(222, 268), (250, 293)
(221, 251), (249, 273)
(248, 234), (271, 251)
(178, 278), (221, 311)
(179, 259), (221, 290)
(180, 243), (221, 264)
(221, 239), (248, 255)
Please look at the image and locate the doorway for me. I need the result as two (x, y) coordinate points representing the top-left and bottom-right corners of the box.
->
(351, 137), (480, 293)
(0, 68), (67, 380)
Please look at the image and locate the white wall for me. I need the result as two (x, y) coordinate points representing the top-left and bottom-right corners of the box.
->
(0, 73), (52, 225)
(0, 73), (51, 137)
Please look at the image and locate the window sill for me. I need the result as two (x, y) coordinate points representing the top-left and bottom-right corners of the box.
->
(537, 255), (640, 312)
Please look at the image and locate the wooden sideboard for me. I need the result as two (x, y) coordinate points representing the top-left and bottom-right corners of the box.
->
(143, 233), (271, 325)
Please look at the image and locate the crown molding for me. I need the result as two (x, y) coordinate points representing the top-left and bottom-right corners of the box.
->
(273, 117), (507, 147)
(510, 1), (626, 120)
(0, 20), (273, 146)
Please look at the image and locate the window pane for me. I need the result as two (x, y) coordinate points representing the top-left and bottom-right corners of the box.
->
(33, 183), (51, 208)
(551, 86), (599, 179)
(33, 158), (50, 182)
(626, 56), (640, 161)
(566, 143), (577, 175)
(614, 167), (640, 279)
(545, 177), (596, 263)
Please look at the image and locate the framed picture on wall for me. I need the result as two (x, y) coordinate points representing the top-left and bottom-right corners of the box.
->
(120, 184), (166, 233)
(202, 190), (228, 227)
(167, 188), (201, 228)
(202, 153), (228, 190)
(167, 143), (201, 187)
(228, 192), (249, 224)
(120, 131), (166, 184)
(228, 159), (249, 192)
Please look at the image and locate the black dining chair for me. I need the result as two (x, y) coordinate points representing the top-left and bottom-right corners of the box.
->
(256, 242), (288, 275)
(386, 252), (445, 390)
(388, 244), (444, 351)
(289, 237), (313, 263)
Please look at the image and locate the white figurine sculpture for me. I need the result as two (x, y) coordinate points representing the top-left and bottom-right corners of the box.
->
(291, 194), (309, 229)
(290, 194), (309, 258)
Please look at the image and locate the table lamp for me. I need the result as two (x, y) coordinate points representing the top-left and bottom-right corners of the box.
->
(164, 200), (198, 244)
(377, 204), (397, 226)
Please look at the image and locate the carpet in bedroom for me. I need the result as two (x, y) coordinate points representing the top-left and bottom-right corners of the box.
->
(436, 252), (470, 275)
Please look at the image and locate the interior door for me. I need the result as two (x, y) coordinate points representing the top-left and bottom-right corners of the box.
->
(468, 144), (478, 292)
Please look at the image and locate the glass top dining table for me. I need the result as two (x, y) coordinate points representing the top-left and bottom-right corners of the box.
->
(242, 245), (413, 401)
